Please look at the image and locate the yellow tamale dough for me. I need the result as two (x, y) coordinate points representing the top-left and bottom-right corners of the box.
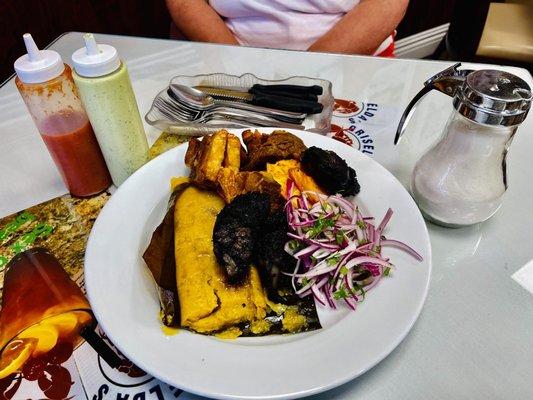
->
(282, 306), (308, 333)
(250, 319), (271, 335)
(173, 185), (267, 334)
(215, 327), (242, 339)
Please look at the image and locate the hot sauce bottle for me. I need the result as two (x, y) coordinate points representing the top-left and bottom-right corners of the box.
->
(14, 34), (111, 197)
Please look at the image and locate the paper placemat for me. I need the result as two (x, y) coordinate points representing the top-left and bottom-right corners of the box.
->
(0, 192), (183, 400)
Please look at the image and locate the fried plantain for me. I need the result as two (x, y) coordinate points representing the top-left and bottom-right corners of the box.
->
(224, 133), (243, 171)
(288, 167), (324, 202)
(185, 130), (245, 188)
(266, 159), (301, 199)
(216, 168), (284, 210)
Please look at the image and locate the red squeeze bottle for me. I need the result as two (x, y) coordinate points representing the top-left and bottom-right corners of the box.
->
(14, 34), (111, 197)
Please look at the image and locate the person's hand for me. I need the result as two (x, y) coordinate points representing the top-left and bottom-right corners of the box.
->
(308, 0), (409, 55)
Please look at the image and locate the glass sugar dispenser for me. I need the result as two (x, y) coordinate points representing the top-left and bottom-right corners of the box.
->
(395, 63), (531, 228)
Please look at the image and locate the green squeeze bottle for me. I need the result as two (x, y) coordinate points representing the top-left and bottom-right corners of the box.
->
(71, 34), (149, 186)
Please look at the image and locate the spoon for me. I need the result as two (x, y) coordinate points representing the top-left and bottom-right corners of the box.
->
(169, 84), (214, 108)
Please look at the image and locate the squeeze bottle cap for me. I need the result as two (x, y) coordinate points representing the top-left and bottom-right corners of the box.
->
(71, 33), (121, 77)
(14, 34), (65, 84)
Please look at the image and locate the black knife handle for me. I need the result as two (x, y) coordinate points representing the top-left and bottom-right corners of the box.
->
(251, 93), (324, 114)
(252, 90), (318, 102)
(251, 84), (323, 96)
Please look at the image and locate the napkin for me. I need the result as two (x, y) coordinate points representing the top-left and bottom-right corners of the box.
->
(0, 356), (85, 400)
(73, 333), (184, 400)
(325, 98), (400, 170)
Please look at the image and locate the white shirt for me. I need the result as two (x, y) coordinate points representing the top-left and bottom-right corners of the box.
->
(209, 0), (392, 54)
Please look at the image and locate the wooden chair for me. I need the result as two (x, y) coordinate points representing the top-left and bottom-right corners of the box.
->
(433, 1), (532, 71)
(477, 2), (533, 63)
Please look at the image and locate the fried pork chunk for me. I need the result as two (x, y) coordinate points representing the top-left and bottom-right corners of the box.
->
(242, 129), (307, 170)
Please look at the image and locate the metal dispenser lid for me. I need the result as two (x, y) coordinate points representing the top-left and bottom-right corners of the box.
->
(454, 70), (532, 126)
(395, 63), (532, 144)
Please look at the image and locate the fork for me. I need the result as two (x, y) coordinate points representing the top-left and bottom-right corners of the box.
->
(154, 97), (305, 129)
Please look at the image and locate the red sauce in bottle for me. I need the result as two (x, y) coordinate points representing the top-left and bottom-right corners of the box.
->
(39, 112), (111, 197)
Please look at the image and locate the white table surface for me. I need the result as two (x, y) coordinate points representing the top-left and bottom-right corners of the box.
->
(1, 32), (533, 400)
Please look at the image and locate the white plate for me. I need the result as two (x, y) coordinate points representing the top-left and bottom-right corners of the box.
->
(85, 128), (431, 400)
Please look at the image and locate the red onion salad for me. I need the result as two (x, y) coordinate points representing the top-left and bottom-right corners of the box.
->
(283, 181), (422, 310)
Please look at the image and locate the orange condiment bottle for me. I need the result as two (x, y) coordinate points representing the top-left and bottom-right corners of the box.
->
(14, 34), (111, 197)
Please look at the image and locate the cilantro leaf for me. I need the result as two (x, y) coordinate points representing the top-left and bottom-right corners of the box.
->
(335, 231), (345, 245)
(333, 287), (349, 300)
(327, 253), (341, 265)
(288, 240), (299, 250)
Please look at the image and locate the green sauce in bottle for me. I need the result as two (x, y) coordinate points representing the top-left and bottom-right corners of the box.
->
(72, 34), (148, 186)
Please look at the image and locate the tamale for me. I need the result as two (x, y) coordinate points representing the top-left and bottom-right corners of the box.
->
(143, 179), (321, 337)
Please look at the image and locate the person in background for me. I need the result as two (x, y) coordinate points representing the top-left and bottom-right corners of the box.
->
(166, 0), (409, 57)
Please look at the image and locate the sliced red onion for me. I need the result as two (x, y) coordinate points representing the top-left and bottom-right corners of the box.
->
(291, 220), (317, 228)
(311, 285), (327, 306)
(354, 225), (365, 242)
(306, 238), (340, 250)
(343, 296), (357, 310)
(376, 208), (393, 237)
(283, 181), (422, 311)
(314, 276), (328, 290)
(295, 279), (315, 295)
(362, 275), (382, 292)
(337, 242), (359, 256)
(287, 232), (304, 241)
(357, 242), (374, 251)
(312, 248), (332, 259)
(344, 256), (392, 270)
(295, 263), (338, 278)
(324, 283), (337, 309)
(294, 244), (320, 259)
(380, 239), (423, 261)
(338, 223), (358, 230)
(367, 224), (375, 243)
